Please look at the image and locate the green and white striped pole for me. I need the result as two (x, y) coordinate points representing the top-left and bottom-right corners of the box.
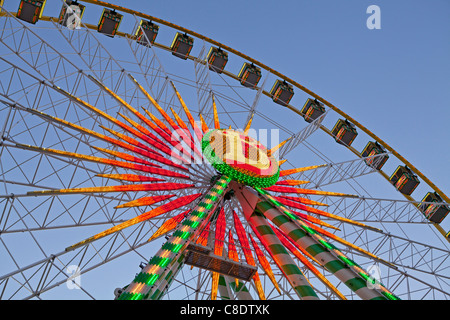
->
(235, 186), (319, 300)
(118, 175), (232, 300)
(258, 188), (400, 300)
(250, 208), (320, 300)
(149, 253), (186, 300)
(254, 189), (390, 300)
(218, 275), (234, 300)
(229, 279), (254, 300)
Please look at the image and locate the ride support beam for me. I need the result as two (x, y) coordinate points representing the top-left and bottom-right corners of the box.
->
(117, 175), (231, 300)
(253, 188), (395, 300)
(235, 185), (319, 300)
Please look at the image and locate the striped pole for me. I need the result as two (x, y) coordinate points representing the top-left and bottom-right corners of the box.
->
(218, 275), (234, 300)
(254, 192), (389, 300)
(232, 210), (266, 300)
(258, 189), (400, 300)
(229, 279), (254, 300)
(273, 226), (347, 300)
(235, 187), (319, 300)
(149, 253), (186, 300)
(118, 175), (231, 300)
(248, 233), (281, 294)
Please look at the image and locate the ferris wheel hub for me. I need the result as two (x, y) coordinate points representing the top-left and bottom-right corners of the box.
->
(201, 129), (279, 189)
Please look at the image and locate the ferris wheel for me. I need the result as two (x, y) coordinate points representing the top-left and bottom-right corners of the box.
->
(0, 0), (449, 300)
